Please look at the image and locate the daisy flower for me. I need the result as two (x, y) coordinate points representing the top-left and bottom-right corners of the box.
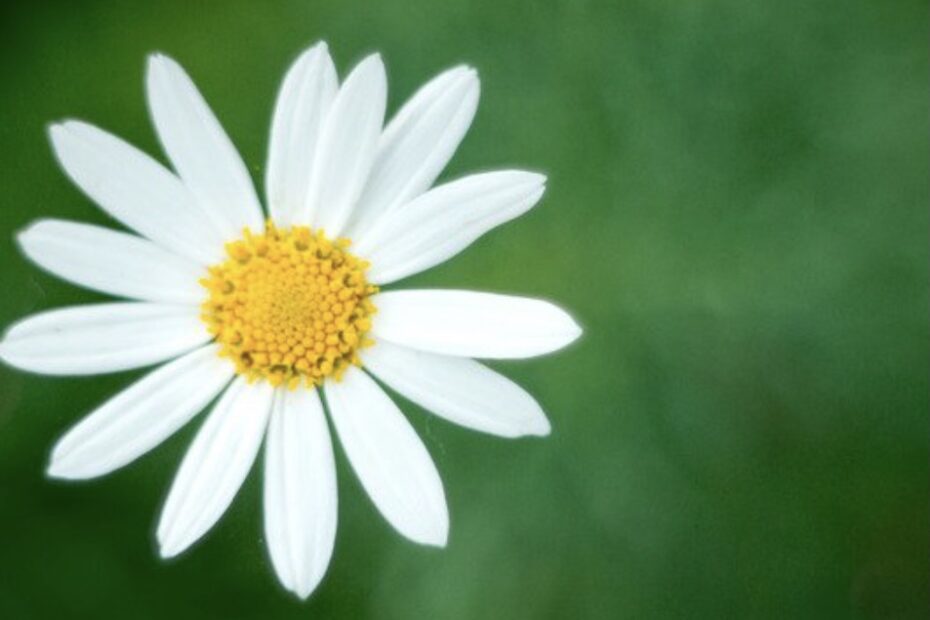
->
(0, 43), (581, 598)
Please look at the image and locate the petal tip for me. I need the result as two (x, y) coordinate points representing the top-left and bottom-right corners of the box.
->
(568, 318), (583, 342)
(45, 459), (68, 480)
(413, 529), (448, 549)
(360, 52), (386, 76)
(157, 534), (184, 560)
(293, 580), (322, 601)
(155, 517), (175, 556)
(559, 320), (583, 351)
(459, 65), (479, 82)
(14, 221), (39, 248)
(45, 455), (95, 481)
(433, 526), (450, 548)
(146, 52), (179, 77)
(420, 515), (449, 548)
(297, 41), (329, 65)
(49, 119), (89, 144)
(47, 121), (66, 140)
(46, 122), (77, 161)
(525, 171), (548, 187)
(15, 219), (56, 255)
(528, 414), (552, 437)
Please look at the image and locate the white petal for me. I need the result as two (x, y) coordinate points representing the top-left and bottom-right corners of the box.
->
(157, 377), (273, 558)
(325, 367), (447, 546)
(266, 43), (338, 228)
(47, 345), (233, 479)
(355, 171), (545, 284)
(0, 302), (210, 375)
(347, 66), (479, 238)
(146, 53), (264, 239)
(264, 389), (337, 599)
(48, 120), (223, 265)
(371, 290), (582, 359)
(299, 54), (386, 235)
(17, 219), (204, 303)
(362, 341), (550, 437)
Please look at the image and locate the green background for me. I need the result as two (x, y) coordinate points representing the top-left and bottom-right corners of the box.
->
(0, 1), (926, 618)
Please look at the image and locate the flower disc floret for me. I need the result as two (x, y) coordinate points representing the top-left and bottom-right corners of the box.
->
(200, 222), (377, 389)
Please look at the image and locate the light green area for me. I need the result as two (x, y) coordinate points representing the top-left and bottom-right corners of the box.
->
(0, 1), (926, 618)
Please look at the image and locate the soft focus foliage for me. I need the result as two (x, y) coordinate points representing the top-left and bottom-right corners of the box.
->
(0, 0), (926, 618)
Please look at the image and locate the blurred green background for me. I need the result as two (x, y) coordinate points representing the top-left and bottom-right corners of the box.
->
(0, 0), (926, 618)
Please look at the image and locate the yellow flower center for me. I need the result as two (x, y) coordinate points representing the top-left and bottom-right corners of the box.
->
(200, 222), (377, 389)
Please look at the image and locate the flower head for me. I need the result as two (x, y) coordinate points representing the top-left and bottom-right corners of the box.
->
(0, 43), (581, 599)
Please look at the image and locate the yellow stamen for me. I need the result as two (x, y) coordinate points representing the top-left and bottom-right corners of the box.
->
(200, 221), (377, 389)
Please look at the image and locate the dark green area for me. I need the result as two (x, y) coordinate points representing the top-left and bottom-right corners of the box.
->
(0, 0), (926, 618)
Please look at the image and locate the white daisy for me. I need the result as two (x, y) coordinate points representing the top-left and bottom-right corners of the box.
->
(0, 43), (581, 598)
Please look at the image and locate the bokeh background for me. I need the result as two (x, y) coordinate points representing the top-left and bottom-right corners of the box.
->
(0, 1), (926, 618)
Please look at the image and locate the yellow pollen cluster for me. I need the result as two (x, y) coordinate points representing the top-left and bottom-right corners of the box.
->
(200, 222), (377, 389)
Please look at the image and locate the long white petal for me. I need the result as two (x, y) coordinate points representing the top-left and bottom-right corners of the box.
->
(371, 290), (582, 359)
(17, 219), (204, 303)
(325, 367), (448, 546)
(355, 171), (545, 284)
(266, 43), (338, 228)
(264, 389), (337, 599)
(362, 341), (550, 437)
(157, 377), (273, 558)
(299, 54), (386, 235)
(146, 53), (264, 239)
(347, 66), (479, 238)
(48, 120), (223, 265)
(0, 302), (209, 375)
(47, 345), (233, 479)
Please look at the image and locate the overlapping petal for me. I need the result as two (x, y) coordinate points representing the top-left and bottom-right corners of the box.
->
(264, 388), (337, 599)
(147, 53), (264, 239)
(363, 341), (550, 437)
(47, 345), (233, 479)
(325, 367), (448, 546)
(347, 66), (479, 237)
(354, 171), (545, 284)
(158, 377), (273, 558)
(48, 120), (223, 265)
(299, 54), (386, 235)
(266, 43), (338, 227)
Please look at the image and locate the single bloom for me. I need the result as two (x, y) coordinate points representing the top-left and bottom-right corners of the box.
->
(0, 43), (581, 598)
